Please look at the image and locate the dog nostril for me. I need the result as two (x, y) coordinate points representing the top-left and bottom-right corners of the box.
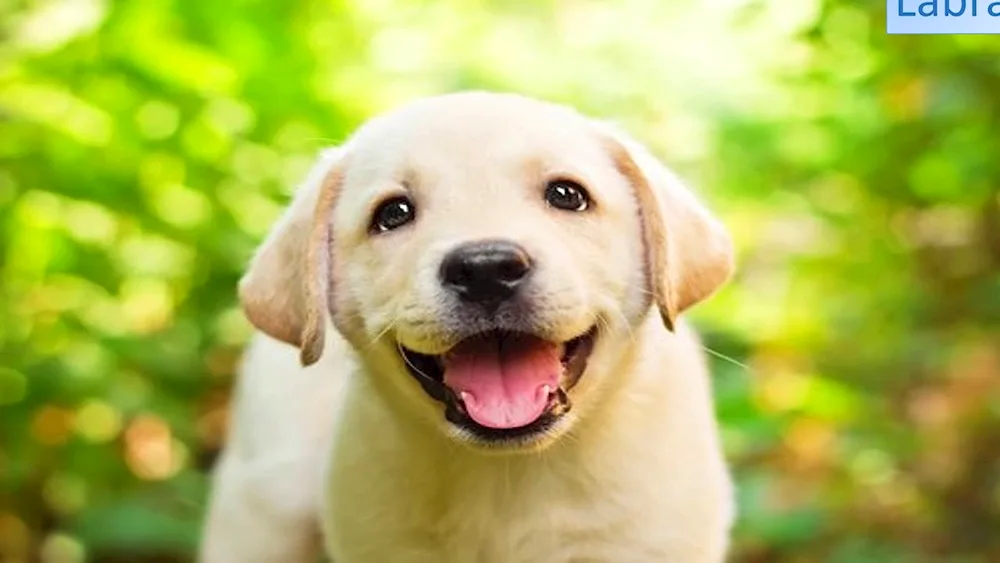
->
(495, 254), (530, 283)
(439, 240), (533, 305)
(450, 262), (477, 287)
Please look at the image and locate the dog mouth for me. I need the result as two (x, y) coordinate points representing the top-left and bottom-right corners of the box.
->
(399, 326), (598, 443)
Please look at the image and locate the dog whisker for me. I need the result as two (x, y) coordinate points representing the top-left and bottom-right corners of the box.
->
(619, 281), (658, 298)
(395, 341), (438, 383)
(303, 136), (349, 145)
(596, 315), (616, 344)
(367, 318), (399, 349)
(602, 303), (636, 346)
(702, 346), (753, 375)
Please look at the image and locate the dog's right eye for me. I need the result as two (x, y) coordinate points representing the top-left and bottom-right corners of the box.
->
(371, 196), (416, 233)
(544, 180), (590, 212)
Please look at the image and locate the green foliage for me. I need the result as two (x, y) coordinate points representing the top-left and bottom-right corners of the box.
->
(1, 0), (999, 561)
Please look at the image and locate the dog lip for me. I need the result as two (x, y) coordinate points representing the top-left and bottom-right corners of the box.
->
(397, 325), (598, 443)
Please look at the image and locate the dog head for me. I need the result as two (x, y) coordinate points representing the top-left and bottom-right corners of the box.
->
(239, 92), (733, 451)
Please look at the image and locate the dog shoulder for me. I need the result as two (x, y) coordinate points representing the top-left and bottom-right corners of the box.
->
(228, 328), (354, 461)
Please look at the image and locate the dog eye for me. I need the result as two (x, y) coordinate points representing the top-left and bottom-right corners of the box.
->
(371, 196), (416, 233)
(544, 180), (590, 212)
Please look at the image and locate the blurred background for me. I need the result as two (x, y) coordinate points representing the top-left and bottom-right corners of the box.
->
(2, 0), (999, 561)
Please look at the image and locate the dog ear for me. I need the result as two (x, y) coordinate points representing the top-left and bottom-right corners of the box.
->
(238, 148), (345, 366)
(601, 130), (734, 330)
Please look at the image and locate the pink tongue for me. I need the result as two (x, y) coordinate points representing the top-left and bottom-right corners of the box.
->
(443, 335), (561, 429)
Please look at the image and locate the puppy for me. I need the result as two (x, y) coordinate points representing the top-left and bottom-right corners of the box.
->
(199, 91), (736, 563)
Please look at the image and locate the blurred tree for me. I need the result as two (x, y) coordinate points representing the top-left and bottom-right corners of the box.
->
(0, 0), (998, 562)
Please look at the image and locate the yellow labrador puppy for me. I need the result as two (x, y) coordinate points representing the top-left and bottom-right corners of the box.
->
(200, 92), (735, 563)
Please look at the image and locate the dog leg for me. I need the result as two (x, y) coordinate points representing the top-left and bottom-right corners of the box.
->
(199, 450), (324, 563)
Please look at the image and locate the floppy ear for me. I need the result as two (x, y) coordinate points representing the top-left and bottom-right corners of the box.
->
(601, 131), (734, 330)
(238, 148), (345, 366)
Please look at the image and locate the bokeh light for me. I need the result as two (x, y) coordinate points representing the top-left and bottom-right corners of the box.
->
(2, 0), (999, 561)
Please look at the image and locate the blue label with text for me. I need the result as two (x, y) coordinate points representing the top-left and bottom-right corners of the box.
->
(888, 0), (1000, 33)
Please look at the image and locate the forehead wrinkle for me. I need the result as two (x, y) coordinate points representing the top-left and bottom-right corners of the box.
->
(519, 155), (554, 184)
(402, 146), (523, 200)
(347, 105), (613, 209)
(341, 146), (401, 198)
(396, 152), (452, 201)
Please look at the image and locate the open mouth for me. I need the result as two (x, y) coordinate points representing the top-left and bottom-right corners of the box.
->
(399, 326), (597, 443)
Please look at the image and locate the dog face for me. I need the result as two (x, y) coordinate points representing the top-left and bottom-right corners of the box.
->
(239, 92), (733, 451)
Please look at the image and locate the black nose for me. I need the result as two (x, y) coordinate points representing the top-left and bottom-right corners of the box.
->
(439, 240), (533, 308)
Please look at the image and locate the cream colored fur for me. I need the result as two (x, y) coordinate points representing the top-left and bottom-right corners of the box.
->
(199, 92), (736, 563)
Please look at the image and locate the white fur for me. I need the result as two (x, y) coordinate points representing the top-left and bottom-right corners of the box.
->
(200, 92), (735, 563)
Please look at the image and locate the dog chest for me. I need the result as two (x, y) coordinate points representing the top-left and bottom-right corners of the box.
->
(321, 437), (730, 563)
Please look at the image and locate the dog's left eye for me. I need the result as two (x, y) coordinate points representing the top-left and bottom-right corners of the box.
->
(544, 180), (590, 212)
(371, 196), (416, 233)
